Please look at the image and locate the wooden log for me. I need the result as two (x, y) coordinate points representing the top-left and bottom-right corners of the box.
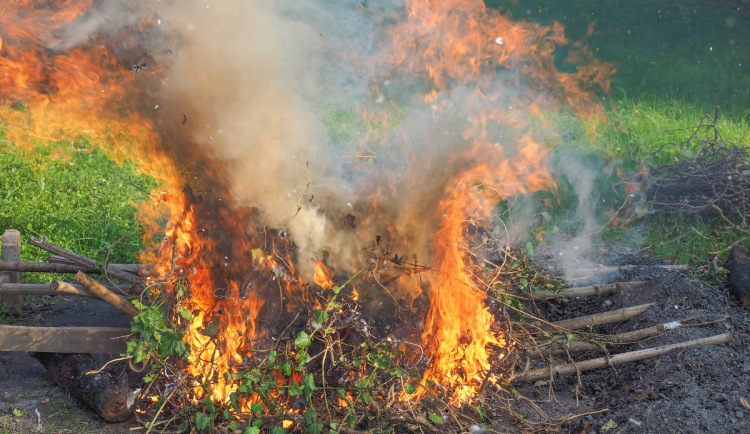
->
(1, 229), (22, 315)
(74, 272), (139, 317)
(30, 352), (140, 422)
(28, 236), (141, 284)
(512, 332), (732, 382)
(531, 281), (644, 300)
(49, 255), (152, 277)
(725, 245), (750, 305)
(0, 325), (129, 353)
(527, 317), (724, 359)
(539, 303), (655, 332)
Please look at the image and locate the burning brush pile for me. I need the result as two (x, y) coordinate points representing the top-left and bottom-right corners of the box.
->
(0, 0), (616, 431)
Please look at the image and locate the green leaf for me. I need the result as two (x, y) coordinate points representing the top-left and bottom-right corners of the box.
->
(201, 316), (221, 338)
(195, 412), (211, 431)
(390, 367), (405, 377)
(244, 428), (260, 434)
(177, 422), (189, 432)
(252, 419), (263, 429)
(270, 428), (287, 434)
(426, 380), (435, 387)
(267, 350), (277, 366)
(601, 419), (618, 431)
(404, 382), (416, 394)
(474, 406), (484, 420)
(302, 374), (317, 400)
(361, 393), (370, 405)
(427, 412), (445, 424)
(12, 408), (22, 417)
(276, 361), (292, 376)
(314, 309), (329, 324)
(289, 382), (303, 396)
(228, 423), (239, 430)
(333, 285), (342, 294)
(308, 421), (324, 434)
(352, 359), (364, 367)
(533, 380), (548, 387)
(177, 307), (193, 321)
(304, 407), (316, 425)
(338, 389), (346, 399)
(566, 333), (576, 347)
(251, 403), (264, 414)
(294, 331), (311, 349)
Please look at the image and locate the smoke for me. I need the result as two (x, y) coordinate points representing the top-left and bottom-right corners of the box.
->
(34, 0), (608, 279)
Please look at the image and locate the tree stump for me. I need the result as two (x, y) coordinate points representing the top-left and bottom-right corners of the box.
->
(30, 352), (140, 422)
(725, 244), (750, 305)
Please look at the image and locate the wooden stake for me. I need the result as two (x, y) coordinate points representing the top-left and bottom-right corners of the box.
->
(539, 303), (655, 332)
(1, 229), (22, 315)
(74, 272), (139, 317)
(531, 281), (644, 300)
(512, 332), (732, 382)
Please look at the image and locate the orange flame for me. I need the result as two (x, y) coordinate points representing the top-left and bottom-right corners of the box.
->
(313, 260), (334, 290)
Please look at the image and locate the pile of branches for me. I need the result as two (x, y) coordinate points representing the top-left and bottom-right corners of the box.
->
(630, 108), (750, 230)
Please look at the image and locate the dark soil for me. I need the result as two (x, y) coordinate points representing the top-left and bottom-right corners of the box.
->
(515, 258), (750, 434)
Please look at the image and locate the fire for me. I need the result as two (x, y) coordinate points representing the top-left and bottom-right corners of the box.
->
(313, 260), (334, 290)
(1, 0), (613, 411)
(368, 0), (612, 405)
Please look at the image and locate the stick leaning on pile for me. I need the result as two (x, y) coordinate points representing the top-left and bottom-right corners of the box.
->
(74, 271), (139, 317)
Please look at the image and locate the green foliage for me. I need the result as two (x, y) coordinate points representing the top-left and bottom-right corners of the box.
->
(127, 300), (188, 364)
(0, 145), (154, 284)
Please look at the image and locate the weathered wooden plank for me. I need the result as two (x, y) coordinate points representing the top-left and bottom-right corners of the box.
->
(0, 325), (130, 354)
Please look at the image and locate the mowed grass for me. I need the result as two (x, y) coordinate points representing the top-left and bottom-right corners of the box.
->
(0, 124), (154, 290)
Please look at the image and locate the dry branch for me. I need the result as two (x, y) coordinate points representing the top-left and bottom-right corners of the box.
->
(0, 261), (97, 273)
(29, 236), (141, 283)
(513, 332), (732, 382)
(49, 255), (152, 277)
(539, 303), (655, 331)
(74, 271), (139, 317)
(0, 281), (131, 299)
(528, 316), (727, 359)
(531, 281), (643, 300)
(632, 109), (750, 230)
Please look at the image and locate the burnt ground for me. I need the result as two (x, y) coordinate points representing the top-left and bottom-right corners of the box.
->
(0, 295), (139, 433)
(1, 256), (749, 433)
(513, 256), (750, 434)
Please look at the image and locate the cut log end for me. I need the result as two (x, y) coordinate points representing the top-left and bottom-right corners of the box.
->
(725, 245), (750, 306)
(30, 352), (138, 423)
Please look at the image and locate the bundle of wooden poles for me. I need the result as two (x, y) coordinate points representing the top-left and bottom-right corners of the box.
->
(510, 275), (732, 383)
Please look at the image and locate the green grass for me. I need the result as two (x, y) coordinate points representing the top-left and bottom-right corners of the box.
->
(0, 134), (155, 285)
